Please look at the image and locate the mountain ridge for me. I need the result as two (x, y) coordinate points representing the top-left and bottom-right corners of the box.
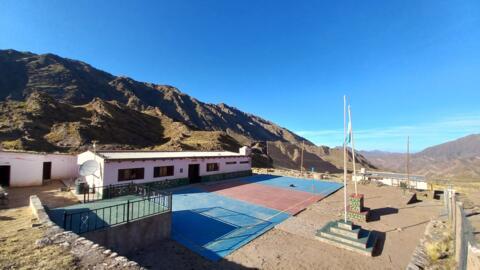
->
(0, 49), (375, 172)
(361, 134), (480, 180)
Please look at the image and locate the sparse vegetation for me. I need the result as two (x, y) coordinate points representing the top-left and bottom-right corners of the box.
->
(0, 207), (77, 270)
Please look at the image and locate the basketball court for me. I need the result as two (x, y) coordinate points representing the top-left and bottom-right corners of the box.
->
(171, 174), (342, 261)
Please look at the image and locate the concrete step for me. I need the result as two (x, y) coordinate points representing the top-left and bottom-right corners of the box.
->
(319, 230), (369, 249)
(330, 226), (360, 239)
(315, 233), (375, 256)
(315, 220), (377, 256)
(337, 220), (353, 230)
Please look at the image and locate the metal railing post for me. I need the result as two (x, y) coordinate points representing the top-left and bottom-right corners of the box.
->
(63, 211), (67, 229)
(168, 192), (172, 212)
(126, 200), (130, 223)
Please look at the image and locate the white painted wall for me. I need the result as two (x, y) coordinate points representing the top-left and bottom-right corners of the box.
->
(0, 151), (78, 187)
(101, 156), (251, 186)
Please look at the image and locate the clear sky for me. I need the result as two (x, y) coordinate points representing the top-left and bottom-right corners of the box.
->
(1, 1), (479, 152)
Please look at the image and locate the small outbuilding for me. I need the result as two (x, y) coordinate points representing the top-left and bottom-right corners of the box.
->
(0, 150), (78, 187)
(77, 146), (252, 190)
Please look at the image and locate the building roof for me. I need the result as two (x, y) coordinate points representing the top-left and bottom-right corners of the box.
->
(362, 170), (426, 182)
(94, 150), (247, 161)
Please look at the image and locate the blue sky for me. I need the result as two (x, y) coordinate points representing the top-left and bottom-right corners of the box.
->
(1, 1), (479, 152)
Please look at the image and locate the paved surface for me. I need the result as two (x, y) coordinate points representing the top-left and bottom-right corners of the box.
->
(171, 175), (342, 261)
(48, 195), (168, 234)
(48, 175), (342, 261)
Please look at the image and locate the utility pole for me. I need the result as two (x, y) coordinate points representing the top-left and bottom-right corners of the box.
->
(406, 136), (410, 183)
(300, 140), (304, 172)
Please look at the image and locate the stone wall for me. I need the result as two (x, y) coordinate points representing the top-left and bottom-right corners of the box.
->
(29, 195), (145, 269)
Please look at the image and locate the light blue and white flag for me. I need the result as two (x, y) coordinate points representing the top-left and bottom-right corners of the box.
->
(345, 105), (352, 145)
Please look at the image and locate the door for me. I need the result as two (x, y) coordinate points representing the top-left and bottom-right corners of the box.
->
(0, 166), (10, 187)
(188, 164), (201, 183)
(42, 162), (52, 181)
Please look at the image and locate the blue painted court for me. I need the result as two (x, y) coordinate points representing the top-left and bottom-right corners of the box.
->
(170, 175), (342, 261)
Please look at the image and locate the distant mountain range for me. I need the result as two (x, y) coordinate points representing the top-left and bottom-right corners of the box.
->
(360, 134), (480, 181)
(0, 49), (375, 172)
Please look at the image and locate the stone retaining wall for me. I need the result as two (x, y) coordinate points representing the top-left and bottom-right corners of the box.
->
(29, 195), (145, 269)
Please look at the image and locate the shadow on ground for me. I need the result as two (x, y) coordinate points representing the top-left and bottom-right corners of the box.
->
(369, 207), (399, 222)
(372, 230), (386, 257)
(129, 238), (256, 270)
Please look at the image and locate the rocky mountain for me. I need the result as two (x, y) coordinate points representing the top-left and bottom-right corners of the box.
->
(361, 134), (480, 181)
(0, 49), (375, 171)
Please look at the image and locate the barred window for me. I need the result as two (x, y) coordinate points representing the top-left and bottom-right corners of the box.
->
(118, 168), (144, 181)
(206, 163), (219, 172)
(154, 166), (174, 177)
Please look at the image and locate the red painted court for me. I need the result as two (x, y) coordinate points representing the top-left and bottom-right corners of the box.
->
(201, 179), (325, 215)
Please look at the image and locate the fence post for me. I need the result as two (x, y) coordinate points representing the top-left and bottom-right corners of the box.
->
(455, 202), (463, 268)
(126, 200), (130, 223)
(63, 211), (67, 229)
(168, 192), (172, 212)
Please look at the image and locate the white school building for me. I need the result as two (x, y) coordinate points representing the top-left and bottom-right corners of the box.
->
(77, 146), (252, 189)
(0, 150), (78, 187)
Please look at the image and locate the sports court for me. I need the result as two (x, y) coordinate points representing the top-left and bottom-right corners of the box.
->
(48, 174), (342, 261)
(171, 174), (342, 261)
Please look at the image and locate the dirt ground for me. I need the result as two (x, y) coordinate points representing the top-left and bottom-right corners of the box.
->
(132, 182), (443, 270)
(0, 181), (81, 270)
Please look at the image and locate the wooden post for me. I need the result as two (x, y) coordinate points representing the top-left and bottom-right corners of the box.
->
(343, 95), (348, 223)
(300, 140), (304, 173)
(406, 136), (410, 185)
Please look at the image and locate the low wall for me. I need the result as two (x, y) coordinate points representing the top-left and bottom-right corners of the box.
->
(200, 170), (252, 182)
(142, 169), (252, 191)
(83, 211), (171, 256)
(29, 195), (145, 269)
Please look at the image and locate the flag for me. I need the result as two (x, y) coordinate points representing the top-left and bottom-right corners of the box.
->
(345, 105), (352, 144)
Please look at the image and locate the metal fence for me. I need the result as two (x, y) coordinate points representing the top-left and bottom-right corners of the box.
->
(82, 182), (169, 203)
(63, 192), (172, 234)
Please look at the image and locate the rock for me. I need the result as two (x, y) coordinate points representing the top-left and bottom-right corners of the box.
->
(35, 238), (52, 247)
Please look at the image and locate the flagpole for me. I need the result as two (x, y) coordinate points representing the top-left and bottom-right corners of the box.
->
(349, 105), (358, 195)
(343, 95), (348, 223)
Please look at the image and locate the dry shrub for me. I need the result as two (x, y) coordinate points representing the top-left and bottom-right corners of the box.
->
(425, 239), (450, 262)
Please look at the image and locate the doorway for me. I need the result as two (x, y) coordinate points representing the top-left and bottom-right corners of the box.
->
(188, 164), (201, 183)
(42, 162), (52, 181)
(0, 166), (10, 187)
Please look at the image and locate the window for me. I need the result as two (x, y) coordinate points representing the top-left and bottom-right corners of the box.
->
(240, 160), (250, 164)
(154, 166), (174, 177)
(118, 168), (144, 181)
(226, 161), (237, 165)
(206, 163), (219, 172)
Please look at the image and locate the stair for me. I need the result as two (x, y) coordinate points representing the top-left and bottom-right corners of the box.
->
(315, 220), (377, 256)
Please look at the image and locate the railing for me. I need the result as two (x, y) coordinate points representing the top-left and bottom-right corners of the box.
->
(83, 182), (170, 203)
(63, 192), (172, 234)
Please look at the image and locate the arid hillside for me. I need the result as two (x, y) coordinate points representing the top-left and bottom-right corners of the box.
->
(0, 49), (375, 172)
(361, 134), (480, 181)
